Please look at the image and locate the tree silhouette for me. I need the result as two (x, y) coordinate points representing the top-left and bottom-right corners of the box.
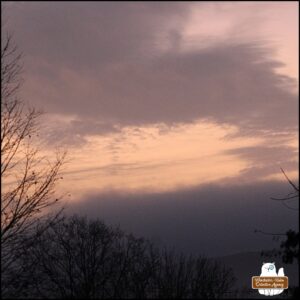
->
(1, 30), (66, 296)
(257, 168), (299, 298)
(14, 215), (235, 299)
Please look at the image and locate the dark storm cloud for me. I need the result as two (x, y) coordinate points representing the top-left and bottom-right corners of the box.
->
(66, 180), (298, 257)
(4, 2), (298, 138)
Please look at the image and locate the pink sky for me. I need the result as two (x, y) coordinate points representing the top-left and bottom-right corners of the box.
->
(2, 2), (298, 255)
(2, 2), (298, 198)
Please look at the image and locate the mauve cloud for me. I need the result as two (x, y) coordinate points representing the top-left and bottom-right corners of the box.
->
(4, 2), (297, 137)
(223, 144), (298, 181)
(66, 180), (298, 257)
(24, 43), (297, 134)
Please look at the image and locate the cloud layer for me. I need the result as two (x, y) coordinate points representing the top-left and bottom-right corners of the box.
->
(67, 180), (299, 257)
(5, 2), (298, 137)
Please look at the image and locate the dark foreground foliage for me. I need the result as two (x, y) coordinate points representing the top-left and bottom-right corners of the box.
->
(2, 215), (235, 299)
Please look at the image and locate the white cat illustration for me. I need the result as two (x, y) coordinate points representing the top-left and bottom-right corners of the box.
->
(258, 262), (284, 296)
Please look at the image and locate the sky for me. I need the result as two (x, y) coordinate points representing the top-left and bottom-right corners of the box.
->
(2, 1), (298, 256)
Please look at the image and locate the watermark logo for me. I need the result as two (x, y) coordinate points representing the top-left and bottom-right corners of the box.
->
(252, 262), (288, 296)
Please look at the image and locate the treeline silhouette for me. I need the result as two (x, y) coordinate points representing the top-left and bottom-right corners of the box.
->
(3, 215), (235, 299)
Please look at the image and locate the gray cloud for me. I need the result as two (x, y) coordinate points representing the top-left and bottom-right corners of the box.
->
(30, 43), (298, 133)
(223, 144), (298, 181)
(40, 117), (120, 147)
(5, 2), (189, 69)
(4, 2), (298, 139)
(66, 180), (298, 257)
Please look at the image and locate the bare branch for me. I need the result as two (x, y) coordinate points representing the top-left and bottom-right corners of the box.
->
(269, 168), (299, 211)
(1, 31), (67, 297)
(280, 167), (299, 192)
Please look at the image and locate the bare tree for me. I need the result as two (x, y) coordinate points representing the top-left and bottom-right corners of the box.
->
(1, 31), (66, 295)
(270, 168), (299, 211)
(270, 169), (299, 266)
(257, 168), (299, 259)
(256, 168), (299, 297)
(17, 215), (235, 299)
(151, 250), (235, 299)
